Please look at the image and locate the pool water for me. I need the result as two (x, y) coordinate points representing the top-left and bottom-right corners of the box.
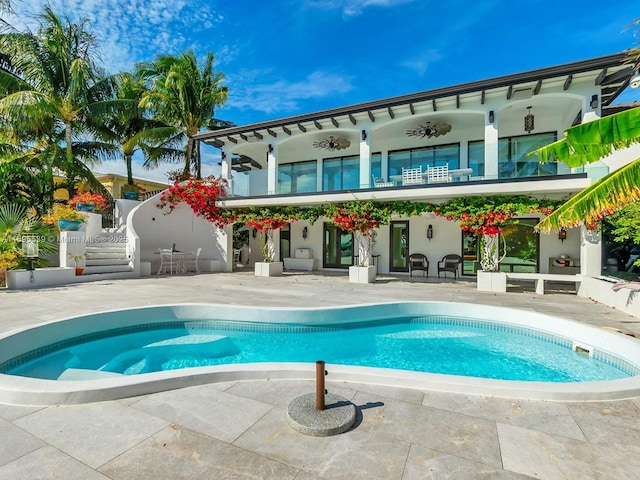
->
(4, 317), (632, 382)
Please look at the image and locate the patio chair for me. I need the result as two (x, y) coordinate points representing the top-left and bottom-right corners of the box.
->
(181, 247), (202, 273)
(437, 254), (463, 279)
(157, 249), (179, 275)
(408, 253), (429, 277)
(427, 165), (450, 184)
(402, 166), (424, 185)
(372, 175), (395, 188)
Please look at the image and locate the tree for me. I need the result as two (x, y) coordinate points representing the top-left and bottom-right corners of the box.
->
(0, 7), (115, 198)
(97, 72), (182, 186)
(138, 50), (229, 179)
(534, 106), (640, 233)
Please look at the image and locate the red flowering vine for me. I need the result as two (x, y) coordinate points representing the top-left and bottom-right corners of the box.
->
(157, 176), (229, 228)
(327, 200), (391, 233)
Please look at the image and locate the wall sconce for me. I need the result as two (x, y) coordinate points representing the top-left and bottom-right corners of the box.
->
(590, 95), (598, 109)
(252, 229), (257, 239)
(488, 110), (494, 123)
(427, 224), (433, 240)
(302, 226), (308, 240)
(268, 144), (274, 153)
(221, 151), (226, 160)
(558, 227), (567, 243)
(361, 129), (367, 141)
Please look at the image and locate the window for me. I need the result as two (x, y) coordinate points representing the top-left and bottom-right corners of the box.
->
(371, 152), (382, 181)
(278, 160), (317, 194)
(498, 132), (557, 178)
(468, 140), (485, 177)
(388, 144), (460, 177)
(322, 155), (359, 192)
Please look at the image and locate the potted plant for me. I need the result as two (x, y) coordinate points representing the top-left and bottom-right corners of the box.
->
(68, 192), (109, 212)
(44, 204), (86, 231)
(122, 183), (146, 200)
(68, 253), (88, 276)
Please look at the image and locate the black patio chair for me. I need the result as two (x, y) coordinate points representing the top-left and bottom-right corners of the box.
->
(437, 254), (463, 279)
(408, 253), (429, 277)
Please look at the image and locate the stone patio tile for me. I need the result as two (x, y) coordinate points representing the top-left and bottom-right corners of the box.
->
(130, 383), (273, 443)
(99, 424), (298, 480)
(0, 418), (44, 467)
(499, 422), (640, 480)
(233, 407), (411, 480)
(13, 402), (168, 469)
(421, 391), (585, 440)
(402, 444), (531, 480)
(224, 379), (357, 407)
(0, 404), (43, 421)
(350, 391), (502, 468)
(0, 446), (110, 479)
(566, 400), (640, 447)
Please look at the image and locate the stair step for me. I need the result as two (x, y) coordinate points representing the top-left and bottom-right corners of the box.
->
(87, 243), (127, 249)
(84, 265), (132, 274)
(87, 251), (128, 259)
(86, 258), (130, 266)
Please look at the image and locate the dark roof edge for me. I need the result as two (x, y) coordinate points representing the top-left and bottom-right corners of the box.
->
(196, 51), (634, 141)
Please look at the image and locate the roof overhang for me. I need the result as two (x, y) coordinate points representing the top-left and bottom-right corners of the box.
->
(197, 51), (638, 148)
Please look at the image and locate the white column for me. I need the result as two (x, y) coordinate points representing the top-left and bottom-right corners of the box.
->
(267, 145), (277, 195)
(484, 111), (499, 180)
(580, 226), (602, 277)
(359, 129), (371, 188)
(220, 150), (233, 195)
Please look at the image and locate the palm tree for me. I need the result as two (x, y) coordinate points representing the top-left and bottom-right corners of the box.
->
(0, 7), (115, 197)
(138, 50), (229, 179)
(534, 106), (640, 233)
(96, 72), (182, 187)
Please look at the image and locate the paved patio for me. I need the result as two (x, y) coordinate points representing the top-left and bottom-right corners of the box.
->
(1, 271), (640, 479)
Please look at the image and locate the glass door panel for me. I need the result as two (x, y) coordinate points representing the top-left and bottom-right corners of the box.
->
(389, 221), (409, 272)
(323, 223), (353, 269)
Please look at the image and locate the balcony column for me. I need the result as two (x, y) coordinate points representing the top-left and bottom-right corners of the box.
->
(359, 129), (371, 189)
(267, 144), (277, 195)
(484, 111), (499, 179)
(580, 226), (602, 277)
(220, 149), (233, 194)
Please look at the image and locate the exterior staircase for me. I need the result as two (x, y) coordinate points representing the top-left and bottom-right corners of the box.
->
(84, 229), (132, 275)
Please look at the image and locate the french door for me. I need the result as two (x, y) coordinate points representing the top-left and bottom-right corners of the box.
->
(389, 221), (409, 272)
(323, 223), (353, 269)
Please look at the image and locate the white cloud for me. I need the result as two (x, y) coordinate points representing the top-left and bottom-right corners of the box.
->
(6, 0), (226, 73)
(227, 70), (353, 114)
(398, 49), (443, 76)
(304, 0), (415, 17)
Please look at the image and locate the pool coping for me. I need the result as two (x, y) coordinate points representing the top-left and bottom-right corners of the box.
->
(1, 301), (640, 406)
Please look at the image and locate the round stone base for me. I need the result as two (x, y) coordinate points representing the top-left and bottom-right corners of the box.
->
(286, 392), (356, 437)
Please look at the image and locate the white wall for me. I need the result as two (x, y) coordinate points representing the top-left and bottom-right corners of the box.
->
(131, 194), (230, 273)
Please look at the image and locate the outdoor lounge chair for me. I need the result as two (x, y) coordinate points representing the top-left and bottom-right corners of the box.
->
(437, 254), (463, 278)
(408, 253), (429, 277)
(402, 166), (424, 185)
(372, 175), (395, 188)
(427, 165), (449, 184)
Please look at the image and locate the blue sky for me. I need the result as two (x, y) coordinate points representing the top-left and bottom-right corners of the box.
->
(7, 0), (640, 182)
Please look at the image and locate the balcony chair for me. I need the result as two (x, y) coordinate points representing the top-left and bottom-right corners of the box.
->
(437, 254), (463, 279)
(372, 175), (395, 188)
(427, 165), (450, 184)
(181, 247), (202, 273)
(157, 249), (180, 275)
(408, 253), (429, 277)
(402, 166), (424, 185)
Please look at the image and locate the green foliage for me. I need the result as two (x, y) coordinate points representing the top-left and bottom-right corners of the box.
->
(0, 203), (57, 269)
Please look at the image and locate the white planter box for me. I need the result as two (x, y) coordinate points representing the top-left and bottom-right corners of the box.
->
(255, 261), (283, 277)
(283, 257), (318, 271)
(349, 265), (377, 284)
(476, 270), (507, 293)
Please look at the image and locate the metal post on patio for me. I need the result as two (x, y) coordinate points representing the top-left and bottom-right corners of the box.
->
(316, 360), (327, 411)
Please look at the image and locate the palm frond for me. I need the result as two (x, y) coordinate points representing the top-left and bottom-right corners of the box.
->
(537, 158), (640, 232)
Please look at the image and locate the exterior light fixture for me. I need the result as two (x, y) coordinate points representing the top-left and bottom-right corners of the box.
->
(313, 136), (351, 151)
(268, 144), (274, 153)
(630, 70), (640, 89)
(406, 122), (452, 139)
(361, 130), (367, 141)
(590, 95), (598, 109)
(558, 227), (567, 243)
(524, 106), (534, 133)
(221, 151), (226, 160)
(427, 224), (433, 240)
(302, 226), (308, 240)
(488, 110), (495, 123)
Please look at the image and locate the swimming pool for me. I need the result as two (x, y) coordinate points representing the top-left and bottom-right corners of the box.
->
(1, 302), (640, 405)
